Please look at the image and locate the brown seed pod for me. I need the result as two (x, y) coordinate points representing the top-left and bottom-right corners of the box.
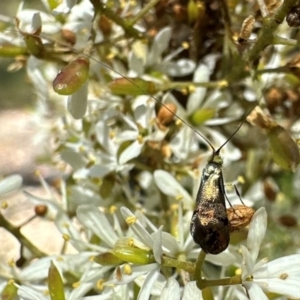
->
(227, 205), (255, 232)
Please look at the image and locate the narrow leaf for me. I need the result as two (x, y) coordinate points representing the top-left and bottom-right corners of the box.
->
(48, 261), (66, 300)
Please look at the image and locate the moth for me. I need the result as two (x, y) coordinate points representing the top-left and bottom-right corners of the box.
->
(190, 123), (245, 255)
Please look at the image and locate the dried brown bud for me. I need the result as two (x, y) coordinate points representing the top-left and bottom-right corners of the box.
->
(35, 205), (48, 217)
(227, 205), (255, 232)
(279, 215), (297, 227)
(61, 29), (76, 45)
(98, 15), (112, 36)
(265, 88), (284, 110)
(286, 6), (300, 27)
(263, 177), (278, 202)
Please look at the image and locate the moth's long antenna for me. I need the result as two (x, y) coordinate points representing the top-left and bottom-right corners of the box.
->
(215, 105), (258, 155)
(15, 31), (254, 152)
(33, 32), (218, 151)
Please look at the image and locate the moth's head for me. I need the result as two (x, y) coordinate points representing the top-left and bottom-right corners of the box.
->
(208, 150), (223, 166)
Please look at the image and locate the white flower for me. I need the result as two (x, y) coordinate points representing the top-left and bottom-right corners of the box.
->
(238, 207), (300, 299)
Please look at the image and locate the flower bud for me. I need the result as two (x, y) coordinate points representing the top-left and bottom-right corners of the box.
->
(189, 108), (215, 125)
(53, 55), (90, 95)
(156, 103), (177, 130)
(108, 78), (158, 96)
(112, 246), (155, 264)
(94, 252), (124, 265)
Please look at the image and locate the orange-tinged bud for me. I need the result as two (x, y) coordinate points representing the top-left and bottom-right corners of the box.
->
(157, 103), (177, 126)
(53, 55), (90, 95)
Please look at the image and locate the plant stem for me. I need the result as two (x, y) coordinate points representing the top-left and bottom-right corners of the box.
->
(198, 275), (242, 289)
(0, 213), (46, 258)
(129, 0), (161, 25)
(161, 255), (195, 273)
(195, 250), (206, 289)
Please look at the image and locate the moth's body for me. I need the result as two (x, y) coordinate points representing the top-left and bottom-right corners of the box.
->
(190, 155), (230, 255)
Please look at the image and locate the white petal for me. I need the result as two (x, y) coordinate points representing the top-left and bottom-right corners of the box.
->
(119, 140), (144, 164)
(16, 284), (49, 300)
(89, 165), (114, 178)
(60, 149), (85, 169)
(20, 257), (52, 280)
(132, 40), (148, 66)
(187, 63), (210, 114)
(243, 282), (269, 300)
(255, 278), (300, 298)
(206, 249), (238, 267)
(152, 226), (163, 264)
(258, 254), (300, 277)
(30, 12), (41, 32)
(27, 56), (48, 101)
(120, 207), (154, 248)
(137, 268), (160, 300)
(247, 207), (267, 262)
(0, 175), (22, 195)
(53, 0), (77, 14)
(149, 27), (172, 64)
(161, 232), (180, 256)
(182, 281), (203, 300)
(240, 245), (255, 280)
(106, 263), (158, 285)
(153, 170), (193, 209)
(67, 82), (88, 119)
(163, 59), (196, 77)
(161, 277), (180, 300)
(129, 51), (144, 76)
(77, 205), (118, 248)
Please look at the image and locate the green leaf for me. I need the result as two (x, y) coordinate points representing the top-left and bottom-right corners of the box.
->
(48, 261), (66, 300)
